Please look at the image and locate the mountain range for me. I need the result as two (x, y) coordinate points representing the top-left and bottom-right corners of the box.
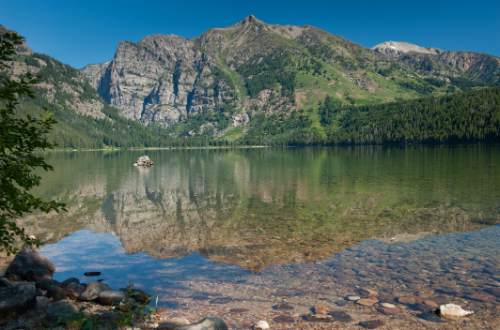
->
(3, 16), (500, 147)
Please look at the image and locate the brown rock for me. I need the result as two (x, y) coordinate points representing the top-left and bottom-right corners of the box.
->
(423, 300), (439, 309)
(303, 314), (334, 322)
(377, 306), (403, 315)
(466, 292), (496, 303)
(228, 308), (249, 313)
(398, 295), (422, 305)
(358, 288), (378, 297)
(485, 287), (500, 297)
(311, 304), (330, 315)
(357, 297), (378, 306)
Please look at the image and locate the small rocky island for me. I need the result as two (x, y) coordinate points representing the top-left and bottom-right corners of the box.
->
(134, 155), (154, 167)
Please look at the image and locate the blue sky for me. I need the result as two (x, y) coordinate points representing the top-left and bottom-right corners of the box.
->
(1, 0), (499, 68)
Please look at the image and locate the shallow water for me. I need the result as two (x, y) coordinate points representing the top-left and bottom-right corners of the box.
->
(23, 146), (500, 312)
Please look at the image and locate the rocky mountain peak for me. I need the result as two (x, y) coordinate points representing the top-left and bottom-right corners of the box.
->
(240, 14), (264, 26)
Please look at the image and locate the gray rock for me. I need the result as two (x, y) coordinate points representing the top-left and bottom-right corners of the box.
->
(79, 281), (111, 301)
(64, 282), (86, 300)
(0, 280), (36, 316)
(45, 299), (79, 323)
(359, 319), (384, 329)
(61, 277), (80, 287)
(97, 290), (125, 305)
(5, 247), (55, 281)
(328, 310), (352, 322)
(176, 317), (228, 330)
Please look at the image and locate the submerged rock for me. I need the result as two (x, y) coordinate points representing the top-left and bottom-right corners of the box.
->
(176, 317), (228, 330)
(272, 302), (294, 310)
(311, 304), (330, 315)
(439, 303), (474, 318)
(328, 310), (352, 322)
(5, 247), (55, 281)
(134, 155), (154, 167)
(158, 317), (191, 329)
(253, 320), (270, 329)
(357, 297), (378, 306)
(359, 319), (384, 329)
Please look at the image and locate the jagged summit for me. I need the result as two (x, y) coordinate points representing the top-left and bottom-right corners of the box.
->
(373, 41), (440, 56)
(240, 14), (262, 25)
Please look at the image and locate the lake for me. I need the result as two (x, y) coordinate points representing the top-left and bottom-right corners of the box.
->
(22, 146), (500, 328)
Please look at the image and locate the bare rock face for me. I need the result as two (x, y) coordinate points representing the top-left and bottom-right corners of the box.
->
(83, 35), (237, 128)
(5, 247), (55, 282)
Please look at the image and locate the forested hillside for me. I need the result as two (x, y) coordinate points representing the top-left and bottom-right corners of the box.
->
(239, 87), (500, 145)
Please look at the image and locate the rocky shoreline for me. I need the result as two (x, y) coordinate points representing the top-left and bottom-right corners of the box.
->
(0, 247), (230, 329)
(2, 247), (498, 329)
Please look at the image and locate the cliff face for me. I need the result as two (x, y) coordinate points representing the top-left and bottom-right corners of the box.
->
(82, 34), (238, 127)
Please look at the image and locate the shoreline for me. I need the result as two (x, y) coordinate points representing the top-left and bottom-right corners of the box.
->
(44, 145), (272, 153)
(42, 142), (500, 153)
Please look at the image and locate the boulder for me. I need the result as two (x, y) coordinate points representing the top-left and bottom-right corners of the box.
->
(5, 247), (55, 282)
(45, 299), (79, 324)
(438, 304), (473, 319)
(0, 280), (36, 316)
(134, 155), (154, 167)
(176, 317), (228, 330)
(34, 278), (66, 300)
(79, 281), (111, 301)
(97, 290), (125, 305)
(64, 281), (86, 300)
(61, 277), (80, 287)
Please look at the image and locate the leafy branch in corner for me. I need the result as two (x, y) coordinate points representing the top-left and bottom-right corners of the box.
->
(0, 31), (65, 254)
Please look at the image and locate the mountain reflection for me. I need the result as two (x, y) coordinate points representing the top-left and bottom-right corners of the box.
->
(22, 147), (500, 271)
